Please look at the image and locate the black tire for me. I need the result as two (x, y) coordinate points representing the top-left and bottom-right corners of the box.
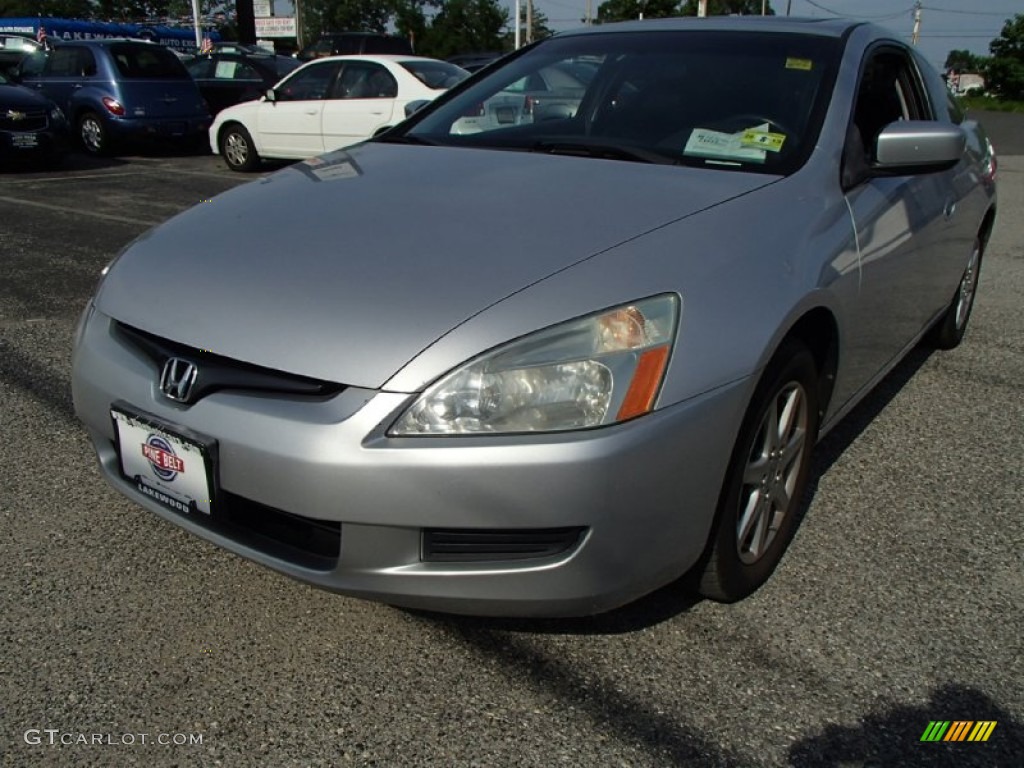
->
(695, 340), (820, 602)
(77, 111), (110, 156)
(219, 123), (259, 172)
(927, 237), (982, 350)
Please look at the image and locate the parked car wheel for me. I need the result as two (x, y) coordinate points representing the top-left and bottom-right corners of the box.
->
(78, 111), (110, 156)
(928, 237), (983, 350)
(220, 123), (259, 171)
(696, 340), (820, 602)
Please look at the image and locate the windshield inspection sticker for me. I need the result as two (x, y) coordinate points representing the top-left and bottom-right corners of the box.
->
(741, 129), (786, 152)
(684, 125), (770, 163)
(786, 57), (813, 71)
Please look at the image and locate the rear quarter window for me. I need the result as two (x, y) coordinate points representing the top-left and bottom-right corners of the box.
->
(110, 44), (189, 79)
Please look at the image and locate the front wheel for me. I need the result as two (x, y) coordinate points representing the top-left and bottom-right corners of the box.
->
(695, 340), (820, 602)
(928, 237), (982, 350)
(220, 124), (259, 172)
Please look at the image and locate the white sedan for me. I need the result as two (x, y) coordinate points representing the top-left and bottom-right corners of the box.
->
(210, 54), (467, 171)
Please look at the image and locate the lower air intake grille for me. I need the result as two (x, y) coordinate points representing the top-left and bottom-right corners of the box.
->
(422, 527), (586, 563)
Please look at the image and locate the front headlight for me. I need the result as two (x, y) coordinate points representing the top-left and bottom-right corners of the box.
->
(390, 294), (680, 436)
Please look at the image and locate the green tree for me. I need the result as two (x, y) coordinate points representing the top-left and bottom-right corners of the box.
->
(0, 0), (95, 16)
(300, 0), (395, 37)
(392, 0), (435, 52)
(679, 0), (773, 14)
(986, 13), (1024, 100)
(596, 0), (678, 24)
(507, 3), (553, 45)
(944, 49), (985, 73)
(419, 0), (507, 59)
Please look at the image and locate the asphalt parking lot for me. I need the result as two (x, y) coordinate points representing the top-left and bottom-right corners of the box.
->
(1, 116), (1022, 767)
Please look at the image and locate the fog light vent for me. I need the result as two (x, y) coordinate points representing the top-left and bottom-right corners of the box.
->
(422, 527), (586, 562)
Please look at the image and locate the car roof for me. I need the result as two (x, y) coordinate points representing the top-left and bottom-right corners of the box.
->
(309, 54), (451, 65)
(50, 37), (164, 47)
(559, 16), (862, 39)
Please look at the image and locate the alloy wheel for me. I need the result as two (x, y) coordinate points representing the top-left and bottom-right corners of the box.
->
(736, 380), (809, 565)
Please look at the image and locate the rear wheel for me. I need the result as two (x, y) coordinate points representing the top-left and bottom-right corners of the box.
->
(695, 340), (820, 602)
(220, 124), (259, 172)
(928, 237), (982, 350)
(78, 111), (110, 156)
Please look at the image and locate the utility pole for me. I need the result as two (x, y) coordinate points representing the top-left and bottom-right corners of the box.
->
(911, 1), (922, 46)
(294, 0), (304, 48)
(698, 0), (707, 18)
(515, 0), (521, 48)
(586, 0), (592, 26)
(236, 0), (256, 45)
(526, 0), (533, 44)
(786, 0), (792, 16)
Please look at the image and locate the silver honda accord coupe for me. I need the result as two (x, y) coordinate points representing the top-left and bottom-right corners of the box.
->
(72, 17), (997, 617)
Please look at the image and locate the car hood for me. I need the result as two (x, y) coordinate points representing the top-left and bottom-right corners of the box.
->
(0, 83), (54, 110)
(97, 143), (774, 389)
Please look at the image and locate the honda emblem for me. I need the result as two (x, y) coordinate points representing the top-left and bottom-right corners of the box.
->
(160, 358), (198, 402)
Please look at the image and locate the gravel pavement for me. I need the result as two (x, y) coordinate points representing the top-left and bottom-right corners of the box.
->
(0, 138), (1021, 767)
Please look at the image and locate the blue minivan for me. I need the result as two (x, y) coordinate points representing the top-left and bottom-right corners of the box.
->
(17, 39), (209, 155)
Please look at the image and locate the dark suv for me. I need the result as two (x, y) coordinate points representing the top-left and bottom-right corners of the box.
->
(17, 39), (209, 155)
(295, 33), (413, 62)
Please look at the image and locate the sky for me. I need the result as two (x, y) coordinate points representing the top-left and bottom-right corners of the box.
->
(517, 0), (1023, 69)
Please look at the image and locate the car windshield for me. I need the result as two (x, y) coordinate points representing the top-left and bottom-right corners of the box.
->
(393, 30), (840, 174)
(110, 43), (190, 79)
(400, 60), (470, 90)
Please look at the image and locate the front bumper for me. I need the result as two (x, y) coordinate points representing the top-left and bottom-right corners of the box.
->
(0, 128), (69, 161)
(72, 305), (751, 617)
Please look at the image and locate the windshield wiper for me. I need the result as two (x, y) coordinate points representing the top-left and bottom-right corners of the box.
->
(529, 140), (678, 165)
(373, 134), (438, 146)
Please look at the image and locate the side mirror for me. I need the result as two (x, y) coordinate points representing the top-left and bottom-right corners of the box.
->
(874, 121), (965, 172)
(264, 88), (276, 103)
(404, 99), (430, 118)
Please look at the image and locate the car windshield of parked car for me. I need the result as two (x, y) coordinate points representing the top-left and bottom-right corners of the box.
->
(110, 42), (189, 79)
(400, 60), (469, 90)
(396, 30), (840, 174)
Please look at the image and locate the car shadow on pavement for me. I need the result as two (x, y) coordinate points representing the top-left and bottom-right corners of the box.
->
(410, 613), (746, 767)
(789, 683), (1023, 767)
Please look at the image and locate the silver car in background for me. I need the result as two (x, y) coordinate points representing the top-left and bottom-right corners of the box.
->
(72, 18), (997, 617)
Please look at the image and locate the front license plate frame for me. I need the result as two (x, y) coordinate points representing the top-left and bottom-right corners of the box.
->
(110, 402), (218, 517)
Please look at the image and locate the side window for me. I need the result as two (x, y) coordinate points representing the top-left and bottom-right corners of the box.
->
(276, 62), (339, 101)
(45, 47), (82, 76)
(19, 51), (46, 77)
(76, 48), (97, 77)
(945, 93), (965, 125)
(185, 57), (213, 78)
(334, 62), (397, 99)
(851, 49), (929, 161)
(236, 62), (262, 81)
(210, 58), (260, 80)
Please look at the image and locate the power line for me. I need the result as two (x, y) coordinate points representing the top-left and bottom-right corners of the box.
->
(802, 0), (915, 19)
(921, 5), (1018, 16)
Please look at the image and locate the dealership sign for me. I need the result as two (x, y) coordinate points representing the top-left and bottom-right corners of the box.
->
(254, 16), (296, 38)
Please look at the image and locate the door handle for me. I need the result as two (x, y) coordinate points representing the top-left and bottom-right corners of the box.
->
(304, 109), (318, 115)
(944, 199), (957, 219)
